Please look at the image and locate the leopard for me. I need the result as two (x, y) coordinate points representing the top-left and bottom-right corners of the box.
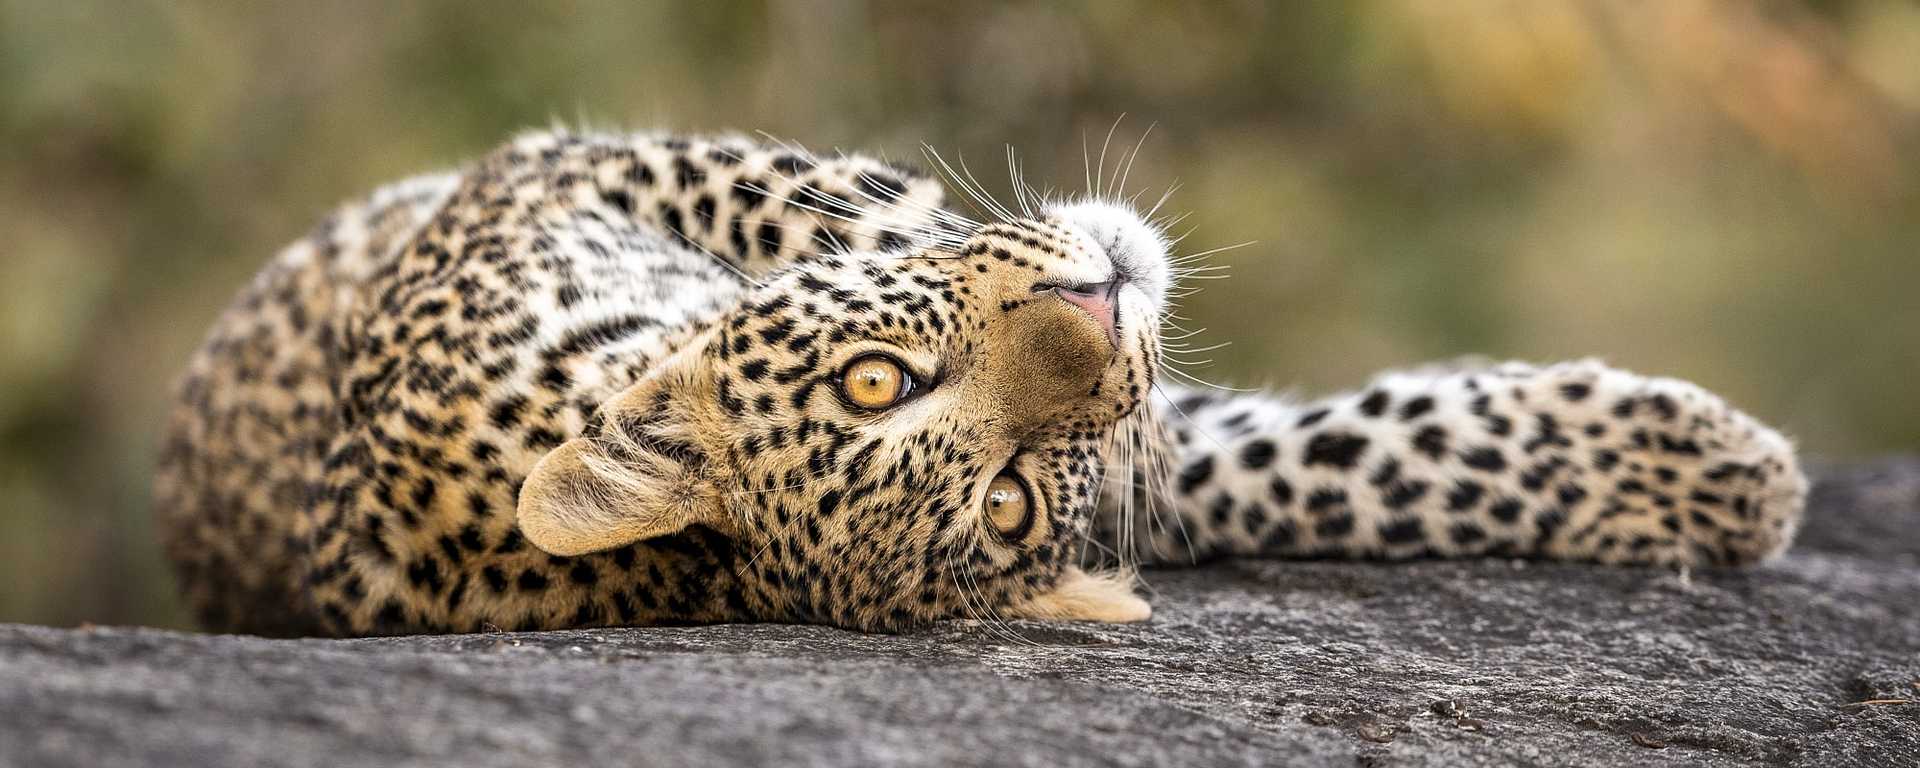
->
(153, 129), (1807, 637)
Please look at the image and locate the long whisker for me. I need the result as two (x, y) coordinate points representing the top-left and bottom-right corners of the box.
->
(923, 145), (1009, 225)
(845, 171), (981, 236)
(1179, 240), (1258, 262)
(670, 225), (766, 289)
(1155, 433), (1192, 565)
(1144, 183), (1182, 222)
(920, 146), (990, 222)
(954, 151), (1017, 222)
(1114, 423), (1132, 570)
(713, 143), (969, 254)
(951, 553), (1032, 647)
(1115, 121), (1156, 199)
(732, 181), (941, 251)
(1006, 146), (1034, 219)
(1162, 341), (1234, 356)
(946, 557), (994, 635)
(1082, 128), (1095, 199)
(1095, 114), (1124, 198)
(839, 162), (982, 232)
(1153, 384), (1236, 455)
(1162, 363), (1258, 393)
(736, 137), (987, 256)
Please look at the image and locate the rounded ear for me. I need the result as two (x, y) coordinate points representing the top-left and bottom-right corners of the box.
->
(516, 370), (723, 556)
(1004, 567), (1151, 623)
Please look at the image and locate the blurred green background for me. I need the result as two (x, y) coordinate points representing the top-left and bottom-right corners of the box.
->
(2, 0), (1916, 630)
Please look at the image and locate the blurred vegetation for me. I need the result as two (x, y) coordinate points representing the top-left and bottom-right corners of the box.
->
(2, 0), (1916, 629)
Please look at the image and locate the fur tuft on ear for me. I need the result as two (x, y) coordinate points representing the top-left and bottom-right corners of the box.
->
(1004, 567), (1151, 623)
(516, 370), (723, 556)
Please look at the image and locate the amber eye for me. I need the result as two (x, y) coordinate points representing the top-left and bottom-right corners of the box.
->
(841, 355), (913, 409)
(984, 474), (1035, 540)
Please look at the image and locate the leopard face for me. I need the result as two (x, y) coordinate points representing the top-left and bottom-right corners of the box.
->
(516, 201), (1172, 630)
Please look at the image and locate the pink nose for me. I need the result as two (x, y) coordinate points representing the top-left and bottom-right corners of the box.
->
(1054, 281), (1120, 348)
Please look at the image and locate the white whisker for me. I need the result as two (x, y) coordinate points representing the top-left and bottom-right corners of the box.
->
(1162, 364), (1257, 393)
(923, 145), (1009, 224)
(954, 151), (1017, 222)
(1144, 183), (1182, 221)
(1115, 122), (1156, 199)
(1179, 240), (1258, 262)
(1095, 114), (1124, 199)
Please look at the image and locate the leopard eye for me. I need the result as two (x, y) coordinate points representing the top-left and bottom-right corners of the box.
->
(984, 473), (1034, 541)
(841, 355), (914, 409)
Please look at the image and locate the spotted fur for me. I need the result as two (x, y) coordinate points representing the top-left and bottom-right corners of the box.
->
(1102, 361), (1804, 569)
(154, 130), (1806, 637)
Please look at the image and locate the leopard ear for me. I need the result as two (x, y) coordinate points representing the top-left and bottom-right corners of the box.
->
(1004, 567), (1151, 623)
(516, 367), (724, 556)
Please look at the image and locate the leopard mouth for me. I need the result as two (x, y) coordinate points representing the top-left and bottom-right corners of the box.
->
(1047, 279), (1123, 350)
(1044, 200), (1171, 319)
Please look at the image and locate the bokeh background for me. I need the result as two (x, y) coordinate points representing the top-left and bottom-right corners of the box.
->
(3, 0), (1916, 629)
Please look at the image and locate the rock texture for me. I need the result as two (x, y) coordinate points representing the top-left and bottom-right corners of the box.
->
(4, 459), (1917, 767)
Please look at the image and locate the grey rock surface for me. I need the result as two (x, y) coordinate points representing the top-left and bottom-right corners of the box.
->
(4, 459), (1917, 767)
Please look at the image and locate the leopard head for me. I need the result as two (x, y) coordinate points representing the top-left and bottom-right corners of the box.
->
(517, 200), (1171, 629)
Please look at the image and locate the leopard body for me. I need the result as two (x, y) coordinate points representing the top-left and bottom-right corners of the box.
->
(155, 130), (1806, 636)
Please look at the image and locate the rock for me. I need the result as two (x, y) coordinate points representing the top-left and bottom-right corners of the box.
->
(4, 460), (1917, 767)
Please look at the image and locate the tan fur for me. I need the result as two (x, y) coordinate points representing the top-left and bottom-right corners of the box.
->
(518, 350), (731, 556)
(1006, 568), (1151, 623)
